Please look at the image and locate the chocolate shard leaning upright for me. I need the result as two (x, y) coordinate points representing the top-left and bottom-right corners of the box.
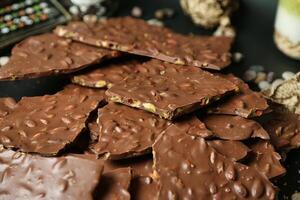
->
(0, 97), (17, 118)
(54, 17), (233, 70)
(90, 102), (171, 159)
(0, 148), (104, 200)
(0, 85), (105, 156)
(0, 33), (120, 80)
(208, 74), (269, 118)
(152, 124), (276, 200)
(106, 60), (238, 120)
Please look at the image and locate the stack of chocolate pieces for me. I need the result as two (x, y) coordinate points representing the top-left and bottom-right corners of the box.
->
(0, 17), (287, 199)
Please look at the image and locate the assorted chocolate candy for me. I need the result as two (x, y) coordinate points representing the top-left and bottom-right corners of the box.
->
(0, 16), (291, 199)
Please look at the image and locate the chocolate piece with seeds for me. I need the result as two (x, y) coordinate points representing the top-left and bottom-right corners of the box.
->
(90, 102), (171, 159)
(209, 74), (269, 118)
(0, 148), (103, 200)
(201, 114), (270, 140)
(0, 85), (105, 156)
(106, 60), (238, 120)
(54, 17), (232, 70)
(153, 124), (276, 200)
(0, 97), (17, 118)
(0, 33), (120, 80)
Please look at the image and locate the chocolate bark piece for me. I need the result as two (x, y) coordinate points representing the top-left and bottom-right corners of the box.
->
(209, 74), (269, 118)
(54, 17), (232, 70)
(0, 85), (105, 156)
(0, 148), (103, 200)
(0, 33), (120, 80)
(0, 97), (17, 118)
(208, 140), (250, 162)
(106, 60), (238, 120)
(90, 102), (171, 159)
(201, 114), (270, 140)
(247, 141), (286, 180)
(153, 124), (276, 200)
(95, 168), (131, 200)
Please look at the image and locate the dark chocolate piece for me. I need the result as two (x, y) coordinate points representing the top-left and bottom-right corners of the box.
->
(90, 102), (171, 159)
(247, 141), (286, 179)
(54, 17), (232, 70)
(106, 60), (238, 120)
(0, 97), (17, 118)
(209, 74), (269, 118)
(0, 148), (103, 200)
(153, 124), (276, 200)
(0, 85), (105, 156)
(202, 114), (270, 140)
(0, 33), (120, 80)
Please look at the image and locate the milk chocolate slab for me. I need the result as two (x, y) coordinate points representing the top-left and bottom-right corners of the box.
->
(0, 85), (105, 156)
(0, 97), (17, 119)
(247, 141), (286, 179)
(209, 74), (269, 118)
(0, 148), (103, 200)
(0, 33), (120, 80)
(95, 168), (131, 200)
(202, 114), (270, 140)
(90, 102), (171, 159)
(153, 124), (276, 200)
(106, 60), (238, 120)
(54, 17), (232, 70)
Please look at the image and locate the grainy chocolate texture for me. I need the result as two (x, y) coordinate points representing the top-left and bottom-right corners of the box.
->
(0, 97), (17, 119)
(209, 74), (269, 118)
(0, 85), (105, 156)
(0, 148), (103, 200)
(263, 112), (300, 150)
(208, 140), (250, 162)
(90, 103), (171, 159)
(153, 124), (276, 200)
(247, 141), (286, 179)
(106, 60), (238, 120)
(202, 114), (270, 140)
(72, 61), (141, 88)
(95, 168), (131, 200)
(0, 33), (120, 80)
(54, 17), (232, 70)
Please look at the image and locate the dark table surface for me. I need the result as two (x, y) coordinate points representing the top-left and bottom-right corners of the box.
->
(0, 0), (300, 199)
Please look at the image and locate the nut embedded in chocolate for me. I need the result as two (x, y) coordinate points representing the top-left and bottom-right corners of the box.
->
(0, 97), (17, 118)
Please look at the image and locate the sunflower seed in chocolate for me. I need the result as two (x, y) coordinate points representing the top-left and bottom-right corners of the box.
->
(90, 102), (171, 159)
(0, 33), (120, 80)
(0, 85), (105, 156)
(153, 124), (276, 199)
(54, 17), (232, 70)
(106, 60), (238, 120)
(202, 114), (270, 140)
(0, 97), (17, 118)
(0, 148), (104, 200)
(209, 74), (269, 118)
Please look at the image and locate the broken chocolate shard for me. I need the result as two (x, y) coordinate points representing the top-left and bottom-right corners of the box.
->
(0, 97), (17, 118)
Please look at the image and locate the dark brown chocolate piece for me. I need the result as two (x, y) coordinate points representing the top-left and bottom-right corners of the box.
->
(95, 168), (131, 200)
(209, 74), (269, 118)
(90, 102), (171, 159)
(153, 124), (276, 200)
(0, 33), (120, 80)
(263, 112), (300, 150)
(106, 60), (238, 120)
(0, 85), (105, 156)
(0, 97), (17, 118)
(208, 140), (250, 162)
(54, 17), (232, 70)
(247, 141), (286, 179)
(0, 148), (103, 200)
(202, 114), (270, 140)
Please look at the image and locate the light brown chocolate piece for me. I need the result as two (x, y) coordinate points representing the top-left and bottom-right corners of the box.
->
(202, 114), (270, 140)
(247, 141), (286, 180)
(90, 102), (171, 159)
(54, 17), (232, 70)
(0, 85), (105, 156)
(0, 97), (17, 118)
(106, 60), (238, 120)
(153, 124), (276, 199)
(209, 74), (269, 118)
(0, 33), (120, 80)
(0, 148), (104, 200)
